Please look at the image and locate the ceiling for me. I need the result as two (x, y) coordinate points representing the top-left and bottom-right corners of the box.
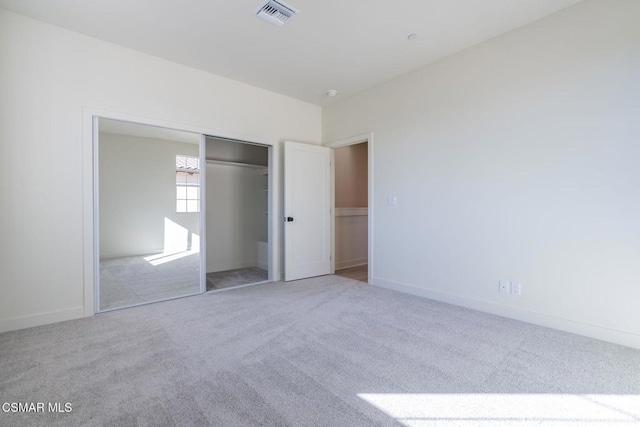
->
(0, 0), (582, 106)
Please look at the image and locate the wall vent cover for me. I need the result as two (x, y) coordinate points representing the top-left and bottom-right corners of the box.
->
(255, 0), (299, 27)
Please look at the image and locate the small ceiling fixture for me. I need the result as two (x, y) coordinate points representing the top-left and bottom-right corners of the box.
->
(407, 33), (418, 41)
(327, 90), (338, 97)
(255, 0), (299, 27)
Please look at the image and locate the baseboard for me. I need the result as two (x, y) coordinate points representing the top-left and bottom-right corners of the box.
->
(100, 248), (165, 259)
(335, 207), (368, 217)
(336, 258), (368, 270)
(372, 277), (640, 350)
(0, 306), (85, 334)
(207, 260), (257, 273)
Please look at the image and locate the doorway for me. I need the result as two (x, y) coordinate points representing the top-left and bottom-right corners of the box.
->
(333, 141), (369, 283)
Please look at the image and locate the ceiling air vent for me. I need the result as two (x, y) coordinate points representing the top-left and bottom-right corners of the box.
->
(255, 0), (299, 27)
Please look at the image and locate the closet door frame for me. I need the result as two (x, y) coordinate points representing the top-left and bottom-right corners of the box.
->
(198, 133), (207, 294)
(83, 108), (277, 317)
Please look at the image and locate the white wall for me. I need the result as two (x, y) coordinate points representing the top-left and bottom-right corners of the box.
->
(0, 9), (321, 332)
(324, 0), (640, 348)
(206, 162), (267, 273)
(335, 143), (368, 208)
(99, 133), (199, 258)
(335, 209), (368, 270)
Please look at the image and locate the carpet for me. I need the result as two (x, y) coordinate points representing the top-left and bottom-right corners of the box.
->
(1, 275), (639, 426)
(99, 253), (200, 311)
(206, 267), (269, 291)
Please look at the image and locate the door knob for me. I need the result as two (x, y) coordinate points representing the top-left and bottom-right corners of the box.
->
(285, 217), (294, 222)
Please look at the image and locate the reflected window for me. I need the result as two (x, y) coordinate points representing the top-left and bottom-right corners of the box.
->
(176, 155), (200, 213)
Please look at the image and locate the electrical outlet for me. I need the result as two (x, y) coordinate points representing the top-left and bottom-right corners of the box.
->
(511, 282), (521, 296)
(499, 280), (510, 294)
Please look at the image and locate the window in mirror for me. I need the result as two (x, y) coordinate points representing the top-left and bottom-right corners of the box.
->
(176, 155), (200, 213)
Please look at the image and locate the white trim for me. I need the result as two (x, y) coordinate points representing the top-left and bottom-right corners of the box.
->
(206, 261), (260, 273)
(199, 134), (207, 295)
(372, 277), (640, 350)
(335, 207), (367, 217)
(324, 132), (374, 285)
(336, 258), (368, 270)
(330, 148), (336, 274)
(99, 248), (165, 260)
(325, 133), (371, 149)
(0, 307), (85, 333)
(91, 116), (99, 314)
(268, 143), (278, 281)
(83, 108), (278, 146)
(81, 113), (96, 317)
(99, 292), (202, 314)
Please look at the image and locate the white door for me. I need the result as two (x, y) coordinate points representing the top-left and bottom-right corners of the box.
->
(284, 141), (331, 281)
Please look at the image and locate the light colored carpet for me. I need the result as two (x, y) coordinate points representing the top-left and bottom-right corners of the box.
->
(206, 267), (268, 291)
(99, 253), (200, 311)
(1, 275), (640, 426)
(336, 264), (368, 283)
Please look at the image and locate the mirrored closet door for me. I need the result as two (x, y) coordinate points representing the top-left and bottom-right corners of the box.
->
(96, 118), (202, 311)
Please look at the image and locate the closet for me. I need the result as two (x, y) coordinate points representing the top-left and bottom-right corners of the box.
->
(95, 117), (272, 313)
(204, 136), (270, 290)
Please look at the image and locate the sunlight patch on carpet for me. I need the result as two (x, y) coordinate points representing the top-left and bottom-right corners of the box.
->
(358, 393), (640, 426)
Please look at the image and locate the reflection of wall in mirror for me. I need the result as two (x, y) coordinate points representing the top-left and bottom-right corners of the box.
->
(99, 132), (199, 259)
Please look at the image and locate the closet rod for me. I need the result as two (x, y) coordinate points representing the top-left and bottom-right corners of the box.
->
(205, 159), (267, 169)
